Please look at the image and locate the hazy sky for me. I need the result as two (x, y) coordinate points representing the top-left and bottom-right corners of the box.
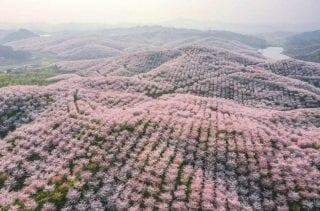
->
(0, 0), (319, 24)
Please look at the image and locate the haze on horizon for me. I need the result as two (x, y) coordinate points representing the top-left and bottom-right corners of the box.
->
(1, 0), (320, 25)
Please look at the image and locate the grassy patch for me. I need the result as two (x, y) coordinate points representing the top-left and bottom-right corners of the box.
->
(14, 199), (28, 211)
(33, 177), (76, 210)
(0, 172), (8, 189)
(0, 68), (57, 88)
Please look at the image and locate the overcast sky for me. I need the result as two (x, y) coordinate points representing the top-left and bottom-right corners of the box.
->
(0, 0), (319, 24)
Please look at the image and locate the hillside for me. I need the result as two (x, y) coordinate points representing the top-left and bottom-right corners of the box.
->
(0, 44), (31, 62)
(55, 46), (320, 110)
(257, 31), (296, 46)
(0, 27), (319, 210)
(259, 59), (320, 88)
(284, 30), (320, 63)
(0, 73), (319, 210)
(209, 30), (267, 49)
(6, 26), (266, 61)
(1, 28), (39, 44)
(0, 30), (12, 41)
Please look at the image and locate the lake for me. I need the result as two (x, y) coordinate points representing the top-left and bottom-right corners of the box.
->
(259, 47), (290, 60)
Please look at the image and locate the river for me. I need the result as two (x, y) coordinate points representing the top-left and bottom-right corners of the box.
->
(259, 47), (290, 60)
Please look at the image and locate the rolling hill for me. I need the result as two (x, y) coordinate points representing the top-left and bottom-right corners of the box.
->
(0, 44), (31, 63)
(0, 72), (319, 210)
(0, 27), (319, 210)
(0, 28), (39, 44)
(55, 46), (320, 110)
(257, 31), (296, 46)
(284, 30), (320, 63)
(6, 26), (267, 61)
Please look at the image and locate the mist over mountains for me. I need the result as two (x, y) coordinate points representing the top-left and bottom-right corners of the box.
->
(1, 26), (268, 62)
(0, 28), (39, 44)
(1, 20), (319, 34)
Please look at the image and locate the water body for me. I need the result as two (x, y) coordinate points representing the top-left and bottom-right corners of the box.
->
(259, 47), (290, 60)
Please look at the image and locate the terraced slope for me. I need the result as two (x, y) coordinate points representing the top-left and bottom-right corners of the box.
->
(55, 46), (320, 110)
(0, 80), (319, 210)
(55, 50), (183, 76)
(0, 38), (319, 210)
(259, 59), (320, 87)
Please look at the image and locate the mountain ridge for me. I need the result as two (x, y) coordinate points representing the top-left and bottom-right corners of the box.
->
(284, 30), (320, 63)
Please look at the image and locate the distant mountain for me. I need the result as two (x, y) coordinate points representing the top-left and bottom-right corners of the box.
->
(257, 31), (296, 46)
(1, 28), (39, 43)
(0, 44), (31, 61)
(209, 30), (267, 49)
(0, 29), (12, 41)
(284, 30), (320, 63)
(160, 19), (320, 34)
(99, 26), (267, 48)
(6, 26), (267, 61)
